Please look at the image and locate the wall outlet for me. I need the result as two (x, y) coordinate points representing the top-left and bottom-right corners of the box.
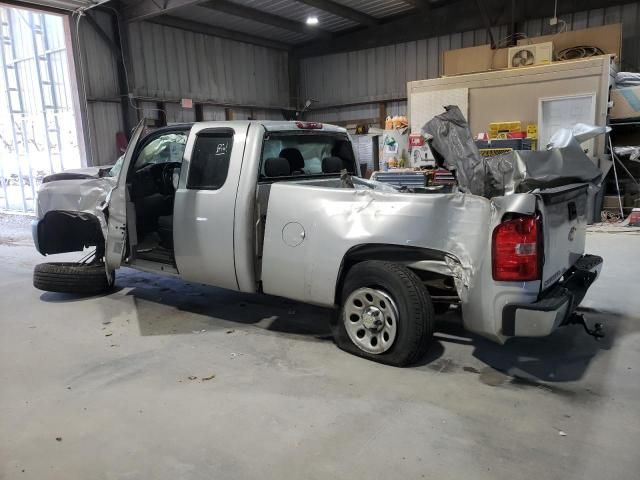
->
(549, 17), (558, 26)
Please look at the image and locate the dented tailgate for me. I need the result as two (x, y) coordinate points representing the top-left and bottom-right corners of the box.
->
(536, 183), (589, 291)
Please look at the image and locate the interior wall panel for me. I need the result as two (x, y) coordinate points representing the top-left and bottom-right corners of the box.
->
(128, 21), (290, 108)
(86, 102), (123, 166)
(78, 10), (120, 99)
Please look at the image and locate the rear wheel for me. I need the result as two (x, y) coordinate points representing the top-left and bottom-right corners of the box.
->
(334, 261), (434, 366)
(33, 262), (115, 294)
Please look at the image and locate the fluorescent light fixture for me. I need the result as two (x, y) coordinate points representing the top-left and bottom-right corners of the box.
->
(306, 16), (319, 25)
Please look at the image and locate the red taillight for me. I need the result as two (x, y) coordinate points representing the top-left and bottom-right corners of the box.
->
(296, 121), (323, 129)
(492, 216), (541, 281)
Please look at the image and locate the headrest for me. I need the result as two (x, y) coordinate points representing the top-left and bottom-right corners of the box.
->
(322, 156), (343, 173)
(279, 148), (305, 171)
(331, 141), (353, 160)
(264, 157), (290, 177)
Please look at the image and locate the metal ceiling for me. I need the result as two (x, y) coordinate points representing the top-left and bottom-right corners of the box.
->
(121, 0), (422, 47)
(170, 5), (313, 44)
(333, 0), (413, 18)
(231, 0), (359, 32)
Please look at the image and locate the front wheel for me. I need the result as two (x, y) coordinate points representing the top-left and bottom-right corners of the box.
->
(33, 262), (115, 294)
(334, 261), (434, 366)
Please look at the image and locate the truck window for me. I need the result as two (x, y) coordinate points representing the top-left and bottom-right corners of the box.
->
(260, 132), (355, 178)
(187, 131), (234, 190)
(133, 132), (187, 170)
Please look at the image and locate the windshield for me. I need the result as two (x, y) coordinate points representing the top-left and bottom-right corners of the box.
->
(108, 155), (124, 178)
(260, 132), (356, 178)
(133, 133), (187, 170)
(108, 132), (188, 178)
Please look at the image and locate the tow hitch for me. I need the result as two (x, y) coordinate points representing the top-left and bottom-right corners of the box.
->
(568, 313), (604, 339)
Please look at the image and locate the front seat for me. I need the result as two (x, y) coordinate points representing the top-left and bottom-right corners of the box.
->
(279, 148), (305, 174)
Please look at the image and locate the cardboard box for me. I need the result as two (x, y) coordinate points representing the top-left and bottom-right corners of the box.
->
(517, 24), (621, 60)
(443, 44), (507, 76)
(443, 24), (621, 77)
(610, 86), (640, 120)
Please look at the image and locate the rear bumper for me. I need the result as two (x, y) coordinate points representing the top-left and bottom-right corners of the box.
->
(502, 254), (603, 337)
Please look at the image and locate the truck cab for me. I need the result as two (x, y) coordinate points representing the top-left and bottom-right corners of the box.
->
(101, 121), (358, 294)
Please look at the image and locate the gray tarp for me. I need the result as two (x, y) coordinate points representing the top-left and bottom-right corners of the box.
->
(422, 105), (603, 198)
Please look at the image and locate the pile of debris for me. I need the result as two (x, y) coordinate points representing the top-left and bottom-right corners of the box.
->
(422, 105), (604, 199)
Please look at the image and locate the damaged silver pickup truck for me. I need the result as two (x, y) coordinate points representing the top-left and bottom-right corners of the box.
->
(32, 112), (604, 366)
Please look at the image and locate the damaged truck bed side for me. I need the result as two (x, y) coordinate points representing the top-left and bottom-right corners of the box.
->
(32, 118), (603, 366)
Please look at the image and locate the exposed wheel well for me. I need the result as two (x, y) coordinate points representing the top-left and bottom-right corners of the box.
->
(36, 211), (104, 257)
(334, 244), (459, 305)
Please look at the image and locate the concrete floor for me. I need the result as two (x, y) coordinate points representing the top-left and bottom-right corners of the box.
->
(1, 213), (639, 480)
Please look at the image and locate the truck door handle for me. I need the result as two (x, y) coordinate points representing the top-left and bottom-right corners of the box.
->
(568, 202), (577, 221)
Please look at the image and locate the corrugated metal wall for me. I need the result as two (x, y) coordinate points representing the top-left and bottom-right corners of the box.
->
(76, 13), (290, 166)
(75, 9), (124, 166)
(304, 1), (640, 122)
(127, 21), (290, 108)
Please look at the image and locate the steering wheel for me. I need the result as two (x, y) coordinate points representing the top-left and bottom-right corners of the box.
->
(158, 162), (182, 195)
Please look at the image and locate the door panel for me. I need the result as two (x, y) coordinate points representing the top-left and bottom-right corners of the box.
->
(173, 124), (249, 290)
(105, 121), (145, 272)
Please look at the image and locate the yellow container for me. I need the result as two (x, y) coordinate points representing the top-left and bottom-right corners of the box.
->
(489, 121), (521, 139)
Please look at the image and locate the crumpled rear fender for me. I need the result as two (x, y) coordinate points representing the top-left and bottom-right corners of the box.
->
(261, 184), (492, 307)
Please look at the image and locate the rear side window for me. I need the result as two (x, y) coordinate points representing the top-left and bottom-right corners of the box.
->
(187, 131), (233, 190)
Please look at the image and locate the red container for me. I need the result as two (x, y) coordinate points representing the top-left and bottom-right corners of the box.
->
(507, 131), (527, 139)
(409, 133), (425, 147)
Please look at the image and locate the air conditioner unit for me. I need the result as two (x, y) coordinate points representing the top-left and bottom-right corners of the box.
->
(508, 42), (553, 68)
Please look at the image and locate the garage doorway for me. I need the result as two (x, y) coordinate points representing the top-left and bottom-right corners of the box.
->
(0, 3), (82, 212)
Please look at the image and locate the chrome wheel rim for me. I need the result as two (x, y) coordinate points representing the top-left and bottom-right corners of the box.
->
(343, 287), (398, 354)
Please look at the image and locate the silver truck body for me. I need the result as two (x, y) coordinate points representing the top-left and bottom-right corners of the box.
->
(34, 121), (602, 343)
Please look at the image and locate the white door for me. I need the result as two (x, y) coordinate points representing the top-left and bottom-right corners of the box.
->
(104, 121), (145, 272)
(173, 124), (248, 290)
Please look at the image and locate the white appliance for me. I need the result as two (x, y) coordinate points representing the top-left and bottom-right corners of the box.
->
(508, 42), (553, 68)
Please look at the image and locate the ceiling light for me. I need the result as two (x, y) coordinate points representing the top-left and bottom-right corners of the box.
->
(306, 16), (319, 26)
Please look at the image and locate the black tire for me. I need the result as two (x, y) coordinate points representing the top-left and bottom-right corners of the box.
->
(33, 262), (115, 294)
(333, 260), (434, 367)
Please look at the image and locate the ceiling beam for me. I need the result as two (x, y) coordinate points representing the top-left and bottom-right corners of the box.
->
(124, 0), (209, 22)
(295, 0), (631, 57)
(294, 0), (379, 27)
(398, 0), (433, 7)
(201, 0), (332, 39)
(150, 15), (291, 51)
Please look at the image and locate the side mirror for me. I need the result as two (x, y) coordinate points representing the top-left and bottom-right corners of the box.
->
(172, 168), (180, 190)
